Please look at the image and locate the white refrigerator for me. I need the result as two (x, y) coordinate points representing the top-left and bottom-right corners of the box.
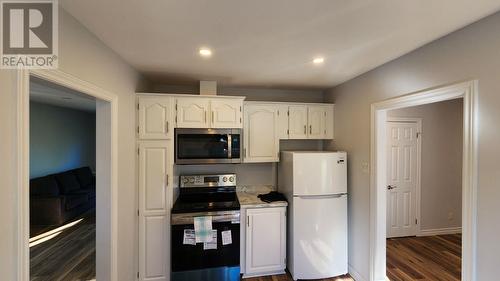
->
(278, 151), (348, 280)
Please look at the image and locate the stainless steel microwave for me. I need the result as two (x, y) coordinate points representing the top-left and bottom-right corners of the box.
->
(175, 128), (241, 164)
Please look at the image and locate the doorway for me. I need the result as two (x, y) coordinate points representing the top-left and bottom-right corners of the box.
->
(369, 81), (478, 281)
(29, 77), (97, 280)
(16, 70), (119, 281)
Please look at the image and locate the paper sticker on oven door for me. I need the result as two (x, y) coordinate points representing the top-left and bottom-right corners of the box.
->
(221, 230), (232, 245)
(183, 229), (196, 245)
(203, 230), (217, 250)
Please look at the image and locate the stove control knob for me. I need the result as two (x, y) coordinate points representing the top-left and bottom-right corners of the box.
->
(189, 177), (195, 184)
(223, 176), (227, 182)
(183, 178), (189, 184)
(229, 176), (234, 182)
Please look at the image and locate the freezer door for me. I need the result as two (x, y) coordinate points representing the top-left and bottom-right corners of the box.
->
(292, 152), (347, 196)
(292, 195), (348, 280)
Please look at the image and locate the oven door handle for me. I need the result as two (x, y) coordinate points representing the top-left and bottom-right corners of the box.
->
(171, 212), (240, 225)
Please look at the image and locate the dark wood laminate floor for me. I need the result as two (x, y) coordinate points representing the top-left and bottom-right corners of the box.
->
(244, 273), (354, 281)
(387, 234), (461, 281)
(30, 210), (96, 281)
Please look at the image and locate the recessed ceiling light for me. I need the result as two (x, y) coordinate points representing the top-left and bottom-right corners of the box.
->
(199, 48), (212, 57)
(313, 57), (325, 64)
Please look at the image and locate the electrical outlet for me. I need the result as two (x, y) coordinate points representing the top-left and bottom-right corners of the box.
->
(448, 212), (454, 221)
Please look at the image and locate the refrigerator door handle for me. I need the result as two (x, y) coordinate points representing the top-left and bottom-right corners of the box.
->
(294, 193), (347, 199)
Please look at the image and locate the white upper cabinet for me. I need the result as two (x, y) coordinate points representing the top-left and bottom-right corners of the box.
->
(307, 105), (326, 139)
(176, 97), (244, 128)
(138, 97), (172, 140)
(244, 104), (279, 163)
(277, 104), (289, 139)
(176, 97), (210, 128)
(324, 104), (334, 139)
(288, 105), (308, 139)
(210, 99), (243, 128)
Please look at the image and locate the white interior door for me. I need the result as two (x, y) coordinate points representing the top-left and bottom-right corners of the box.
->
(386, 120), (419, 238)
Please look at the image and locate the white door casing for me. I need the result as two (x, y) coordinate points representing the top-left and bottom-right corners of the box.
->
(370, 81), (478, 281)
(386, 120), (421, 238)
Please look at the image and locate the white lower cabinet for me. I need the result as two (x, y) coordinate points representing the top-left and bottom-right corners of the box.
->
(242, 207), (286, 278)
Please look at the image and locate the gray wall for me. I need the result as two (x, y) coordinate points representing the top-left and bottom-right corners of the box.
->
(151, 84), (325, 103)
(30, 102), (96, 178)
(388, 99), (463, 231)
(325, 11), (500, 281)
(0, 9), (147, 281)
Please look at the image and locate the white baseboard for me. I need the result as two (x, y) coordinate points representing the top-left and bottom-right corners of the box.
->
(348, 264), (368, 281)
(418, 226), (462, 236)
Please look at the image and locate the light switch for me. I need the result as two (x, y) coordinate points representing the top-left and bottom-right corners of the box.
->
(361, 162), (369, 174)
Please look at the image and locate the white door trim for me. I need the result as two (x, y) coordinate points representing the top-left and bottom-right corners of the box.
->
(16, 69), (119, 281)
(370, 80), (478, 281)
(386, 117), (422, 237)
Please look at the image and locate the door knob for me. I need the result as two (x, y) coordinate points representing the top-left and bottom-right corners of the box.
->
(387, 185), (397, 190)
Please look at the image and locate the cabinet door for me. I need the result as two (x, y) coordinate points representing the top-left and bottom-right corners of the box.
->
(176, 97), (210, 128)
(276, 105), (289, 139)
(210, 99), (243, 128)
(139, 141), (170, 281)
(243, 104), (279, 162)
(324, 105), (334, 139)
(246, 207), (286, 275)
(138, 97), (172, 139)
(288, 105), (308, 139)
(307, 105), (325, 139)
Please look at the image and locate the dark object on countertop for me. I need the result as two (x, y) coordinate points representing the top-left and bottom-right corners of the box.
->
(258, 191), (288, 203)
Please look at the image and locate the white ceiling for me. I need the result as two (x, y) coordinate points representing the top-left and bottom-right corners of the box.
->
(61, 0), (500, 89)
(30, 77), (96, 112)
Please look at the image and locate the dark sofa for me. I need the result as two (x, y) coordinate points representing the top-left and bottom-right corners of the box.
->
(30, 167), (96, 226)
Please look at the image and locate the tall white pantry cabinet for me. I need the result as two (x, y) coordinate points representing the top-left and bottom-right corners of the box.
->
(137, 95), (174, 281)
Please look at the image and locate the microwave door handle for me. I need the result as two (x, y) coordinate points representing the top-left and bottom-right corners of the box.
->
(227, 134), (232, 159)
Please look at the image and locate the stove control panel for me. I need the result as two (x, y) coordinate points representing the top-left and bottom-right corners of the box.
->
(180, 174), (237, 188)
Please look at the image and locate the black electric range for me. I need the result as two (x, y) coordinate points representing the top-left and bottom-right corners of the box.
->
(171, 174), (241, 281)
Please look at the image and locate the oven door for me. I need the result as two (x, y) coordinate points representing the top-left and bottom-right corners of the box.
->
(171, 211), (240, 281)
(175, 128), (241, 164)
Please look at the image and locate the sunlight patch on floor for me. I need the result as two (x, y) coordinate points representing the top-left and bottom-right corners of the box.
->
(29, 218), (84, 247)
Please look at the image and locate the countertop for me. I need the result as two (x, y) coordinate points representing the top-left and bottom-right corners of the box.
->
(237, 185), (288, 208)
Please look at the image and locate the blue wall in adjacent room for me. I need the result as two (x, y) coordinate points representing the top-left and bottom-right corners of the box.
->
(30, 101), (96, 178)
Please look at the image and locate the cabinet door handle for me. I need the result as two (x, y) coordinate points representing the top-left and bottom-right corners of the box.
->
(310, 125), (312, 134)
(304, 125), (306, 134)
(212, 111), (214, 123)
(204, 110), (207, 123)
(166, 121), (169, 133)
(247, 216), (250, 227)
